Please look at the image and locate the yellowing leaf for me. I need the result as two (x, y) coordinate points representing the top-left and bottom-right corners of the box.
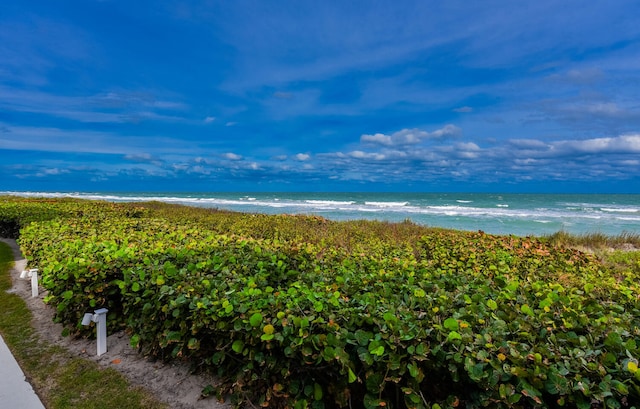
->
(263, 324), (275, 335)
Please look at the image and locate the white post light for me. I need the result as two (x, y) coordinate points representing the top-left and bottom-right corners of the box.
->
(30, 270), (38, 298)
(81, 308), (109, 356)
(20, 269), (39, 297)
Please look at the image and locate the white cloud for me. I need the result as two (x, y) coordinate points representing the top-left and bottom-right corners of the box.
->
(550, 134), (640, 155)
(456, 142), (480, 151)
(223, 152), (243, 160)
(431, 125), (462, 139)
(319, 127), (640, 185)
(389, 129), (429, 144)
(513, 158), (540, 165)
(294, 153), (310, 161)
(539, 99), (640, 127)
(204, 116), (216, 123)
(0, 86), (190, 124)
(361, 125), (461, 146)
(620, 159), (639, 166)
(189, 165), (210, 175)
(546, 68), (604, 85)
(508, 139), (548, 150)
(453, 106), (473, 113)
(124, 153), (155, 162)
(438, 142), (481, 159)
(360, 133), (391, 145)
(36, 168), (70, 177)
(0, 124), (195, 155)
(584, 102), (622, 116)
(349, 150), (386, 160)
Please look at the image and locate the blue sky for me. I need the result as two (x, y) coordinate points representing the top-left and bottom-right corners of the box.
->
(1, 1), (640, 193)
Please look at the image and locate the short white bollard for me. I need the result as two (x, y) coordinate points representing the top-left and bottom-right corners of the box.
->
(81, 308), (109, 356)
(20, 269), (39, 297)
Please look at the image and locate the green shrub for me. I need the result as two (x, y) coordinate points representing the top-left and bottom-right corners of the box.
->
(4, 197), (640, 408)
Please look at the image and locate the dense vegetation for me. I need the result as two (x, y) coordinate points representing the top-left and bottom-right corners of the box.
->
(0, 241), (166, 409)
(1, 196), (639, 408)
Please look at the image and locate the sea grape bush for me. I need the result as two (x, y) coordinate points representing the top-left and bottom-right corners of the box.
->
(0, 197), (148, 238)
(3, 197), (640, 408)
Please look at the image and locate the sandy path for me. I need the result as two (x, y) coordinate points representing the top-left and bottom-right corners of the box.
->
(1, 238), (231, 409)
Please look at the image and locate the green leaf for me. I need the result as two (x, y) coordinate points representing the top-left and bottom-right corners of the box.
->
(165, 331), (181, 343)
(313, 383), (323, 401)
(469, 363), (485, 381)
(605, 332), (623, 348)
(370, 346), (385, 356)
(383, 311), (397, 323)
(444, 317), (459, 331)
(520, 304), (534, 317)
(232, 340), (244, 353)
(130, 334), (140, 349)
(407, 362), (419, 378)
(447, 331), (462, 341)
(163, 261), (177, 277)
(611, 380), (628, 395)
(487, 299), (498, 310)
(201, 384), (215, 398)
(354, 330), (372, 346)
(363, 394), (386, 409)
(62, 290), (73, 300)
(365, 372), (384, 393)
(187, 337), (200, 350)
(348, 368), (357, 383)
(538, 298), (552, 309)
(249, 312), (263, 327)
(545, 372), (569, 394)
(368, 340), (385, 356)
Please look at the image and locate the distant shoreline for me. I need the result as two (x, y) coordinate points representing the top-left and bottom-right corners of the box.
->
(2, 191), (639, 237)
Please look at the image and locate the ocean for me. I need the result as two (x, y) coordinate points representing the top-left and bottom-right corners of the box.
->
(3, 191), (639, 237)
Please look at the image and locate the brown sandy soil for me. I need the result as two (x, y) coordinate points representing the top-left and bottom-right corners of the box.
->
(1, 238), (231, 409)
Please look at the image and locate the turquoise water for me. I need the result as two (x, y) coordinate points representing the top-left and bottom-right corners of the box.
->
(3, 191), (639, 237)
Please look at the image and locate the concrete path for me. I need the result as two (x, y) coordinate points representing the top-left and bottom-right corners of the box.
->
(0, 333), (46, 409)
(1, 238), (46, 408)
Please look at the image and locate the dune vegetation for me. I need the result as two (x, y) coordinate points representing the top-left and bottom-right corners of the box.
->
(1, 196), (639, 408)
